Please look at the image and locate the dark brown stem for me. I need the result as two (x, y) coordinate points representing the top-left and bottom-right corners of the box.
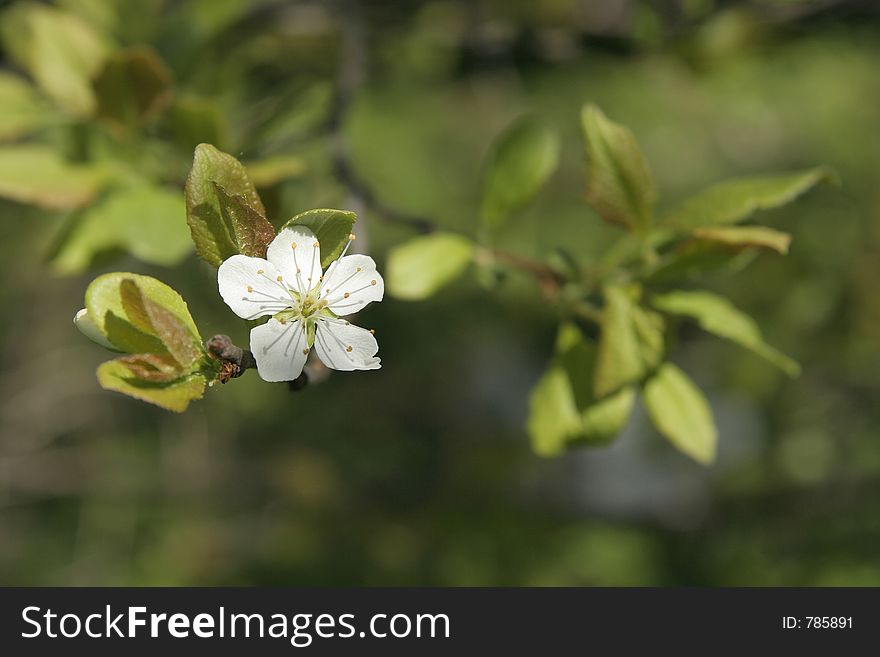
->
(205, 335), (328, 391)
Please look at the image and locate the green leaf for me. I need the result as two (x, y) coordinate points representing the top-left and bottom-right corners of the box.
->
(118, 279), (202, 368)
(53, 184), (191, 274)
(185, 143), (268, 266)
(581, 104), (656, 233)
(283, 208), (356, 268)
(85, 272), (202, 356)
(644, 241), (759, 284)
(527, 364), (582, 457)
(246, 155), (307, 188)
(528, 323), (636, 456)
(643, 363), (717, 465)
(0, 3), (109, 116)
(0, 72), (51, 140)
(650, 290), (800, 377)
(480, 116), (560, 228)
(690, 225), (792, 254)
(0, 145), (106, 210)
(663, 167), (835, 230)
(386, 232), (474, 300)
(594, 285), (665, 397)
(93, 46), (173, 129)
(213, 183), (276, 259)
(97, 359), (206, 413)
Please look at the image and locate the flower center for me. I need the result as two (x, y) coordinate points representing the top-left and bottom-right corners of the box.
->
(275, 285), (327, 324)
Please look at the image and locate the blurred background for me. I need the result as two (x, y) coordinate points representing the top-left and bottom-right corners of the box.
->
(1, 0), (879, 585)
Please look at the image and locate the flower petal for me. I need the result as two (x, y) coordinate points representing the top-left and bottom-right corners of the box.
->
(266, 226), (323, 295)
(321, 254), (384, 316)
(314, 318), (380, 371)
(250, 318), (309, 382)
(218, 255), (292, 320)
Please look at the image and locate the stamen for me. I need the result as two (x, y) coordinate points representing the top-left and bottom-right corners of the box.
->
(346, 346), (353, 352)
(277, 275), (283, 282)
(302, 348), (309, 355)
(343, 292), (350, 299)
(323, 324), (358, 363)
(291, 242), (297, 249)
(349, 233), (356, 241)
(371, 280), (377, 286)
(263, 320), (296, 354)
(369, 329), (375, 334)
(247, 286), (253, 293)
(256, 269), (264, 274)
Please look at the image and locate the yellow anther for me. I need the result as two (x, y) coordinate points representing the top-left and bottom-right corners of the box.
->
(257, 269), (264, 274)
(291, 242), (297, 249)
(349, 233), (356, 241)
(302, 348), (309, 355)
(247, 285), (253, 293)
(356, 267), (362, 272)
(277, 275), (283, 282)
(297, 268), (301, 273)
(369, 329), (375, 334)
(343, 292), (350, 299)
(370, 279), (377, 286)
(346, 346), (353, 352)
(314, 241), (320, 248)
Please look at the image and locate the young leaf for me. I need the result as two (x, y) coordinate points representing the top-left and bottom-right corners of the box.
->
(0, 3), (108, 117)
(213, 183), (275, 259)
(0, 72), (50, 140)
(594, 285), (664, 397)
(97, 360), (206, 413)
(112, 353), (183, 382)
(581, 104), (656, 233)
(663, 167), (835, 230)
(480, 116), (560, 228)
(650, 290), (800, 376)
(690, 226), (792, 254)
(85, 273), (202, 355)
(528, 323), (636, 456)
(0, 145), (106, 210)
(386, 232), (474, 300)
(185, 144), (268, 266)
(52, 184), (191, 274)
(643, 241), (759, 285)
(527, 364), (582, 457)
(643, 363), (717, 465)
(93, 46), (173, 128)
(556, 323), (636, 444)
(118, 279), (202, 368)
(282, 208), (356, 267)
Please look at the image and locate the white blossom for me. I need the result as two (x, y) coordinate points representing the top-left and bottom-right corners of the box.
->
(217, 226), (383, 382)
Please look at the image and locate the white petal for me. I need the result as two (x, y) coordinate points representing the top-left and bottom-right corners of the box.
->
(313, 318), (381, 372)
(266, 226), (323, 296)
(250, 318), (309, 382)
(321, 254), (384, 316)
(218, 255), (292, 320)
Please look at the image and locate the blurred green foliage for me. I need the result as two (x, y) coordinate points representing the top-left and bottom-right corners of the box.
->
(1, 0), (880, 586)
